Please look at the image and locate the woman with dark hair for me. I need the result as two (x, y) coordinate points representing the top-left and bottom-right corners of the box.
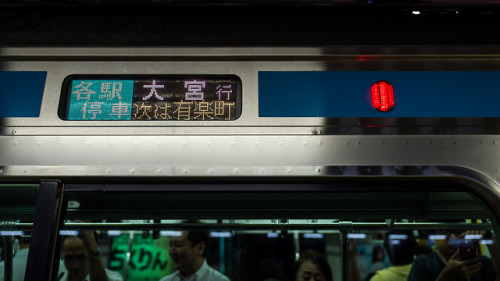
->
(371, 245), (386, 272)
(294, 250), (333, 281)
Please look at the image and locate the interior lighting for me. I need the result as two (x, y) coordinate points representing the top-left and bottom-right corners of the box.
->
(160, 231), (182, 237)
(210, 232), (232, 238)
(303, 233), (324, 239)
(267, 232), (279, 238)
(464, 234), (483, 240)
(388, 234), (408, 240)
(347, 233), (367, 239)
(428, 234), (447, 241)
(0, 231), (24, 236)
(107, 230), (122, 236)
(59, 230), (79, 236)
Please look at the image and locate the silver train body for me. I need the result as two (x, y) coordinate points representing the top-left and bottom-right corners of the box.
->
(1, 46), (500, 197)
(2, 46), (500, 281)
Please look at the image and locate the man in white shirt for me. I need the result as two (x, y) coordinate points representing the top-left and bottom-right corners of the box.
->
(159, 229), (230, 281)
(58, 230), (122, 281)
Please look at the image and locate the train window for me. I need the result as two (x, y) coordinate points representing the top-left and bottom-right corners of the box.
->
(52, 185), (500, 281)
(0, 184), (38, 281)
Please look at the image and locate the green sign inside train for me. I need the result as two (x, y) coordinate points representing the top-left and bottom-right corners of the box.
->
(109, 234), (175, 281)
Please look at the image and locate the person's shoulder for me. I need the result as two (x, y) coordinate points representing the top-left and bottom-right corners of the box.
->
(159, 273), (176, 281)
(410, 252), (442, 271)
(369, 272), (383, 281)
(104, 268), (124, 281)
(413, 252), (437, 262)
(215, 274), (231, 281)
(370, 266), (397, 281)
(414, 252), (435, 258)
(479, 255), (493, 262)
(208, 267), (230, 281)
(478, 254), (495, 271)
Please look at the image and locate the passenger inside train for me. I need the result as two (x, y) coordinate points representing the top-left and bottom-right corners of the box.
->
(1, 187), (500, 281)
(368, 231), (416, 281)
(294, 250), (332, 281)
(408, 229), (500, 281)
(161, 226), (230, 281)
(58, 229), (123, 281)
(3, 219), (500, 281)
(0, 234), (30, 281)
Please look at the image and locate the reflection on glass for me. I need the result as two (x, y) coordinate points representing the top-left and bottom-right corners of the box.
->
(55, 219), (498, 281)
(59, 229), (123, 281)
(407, 229), (498, 281)
(0, 222), (32, 281)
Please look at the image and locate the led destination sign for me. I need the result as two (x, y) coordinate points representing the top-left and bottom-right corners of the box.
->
(61, 76), (241, 121)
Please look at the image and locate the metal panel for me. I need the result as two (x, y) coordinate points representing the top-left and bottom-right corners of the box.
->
(1, 135), (500, 180)
(1, 47), (500, 197)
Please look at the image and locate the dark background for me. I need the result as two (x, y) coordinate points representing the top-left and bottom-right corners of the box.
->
(2, 0), (500, 46)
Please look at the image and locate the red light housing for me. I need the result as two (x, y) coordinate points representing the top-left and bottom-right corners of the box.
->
(371, 80), (395, 112)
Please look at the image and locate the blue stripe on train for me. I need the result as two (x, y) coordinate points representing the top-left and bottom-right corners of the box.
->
(0, 71), (47, 117)
(259, 71), (500, 117)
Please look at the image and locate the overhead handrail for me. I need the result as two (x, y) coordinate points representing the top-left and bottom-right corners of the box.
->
(5, 221), (493, 231)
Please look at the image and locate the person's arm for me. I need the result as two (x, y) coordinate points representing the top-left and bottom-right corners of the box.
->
(79, 229), (110, 281)
(348, 240), (362, 281)
(435, 250), (481, 281)
(467, 230), (500, 281)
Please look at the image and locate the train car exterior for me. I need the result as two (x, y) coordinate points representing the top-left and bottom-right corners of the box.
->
(2, 2), (500, 281)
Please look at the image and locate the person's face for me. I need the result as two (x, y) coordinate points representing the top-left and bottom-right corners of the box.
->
(62, 237), (89, 280)
(168, 231), (205, 276)
(376, 249), (384, 261)
(295, 260), (327, 281)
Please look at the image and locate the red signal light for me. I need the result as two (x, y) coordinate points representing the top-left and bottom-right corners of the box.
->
(371, 80), (395, 112)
